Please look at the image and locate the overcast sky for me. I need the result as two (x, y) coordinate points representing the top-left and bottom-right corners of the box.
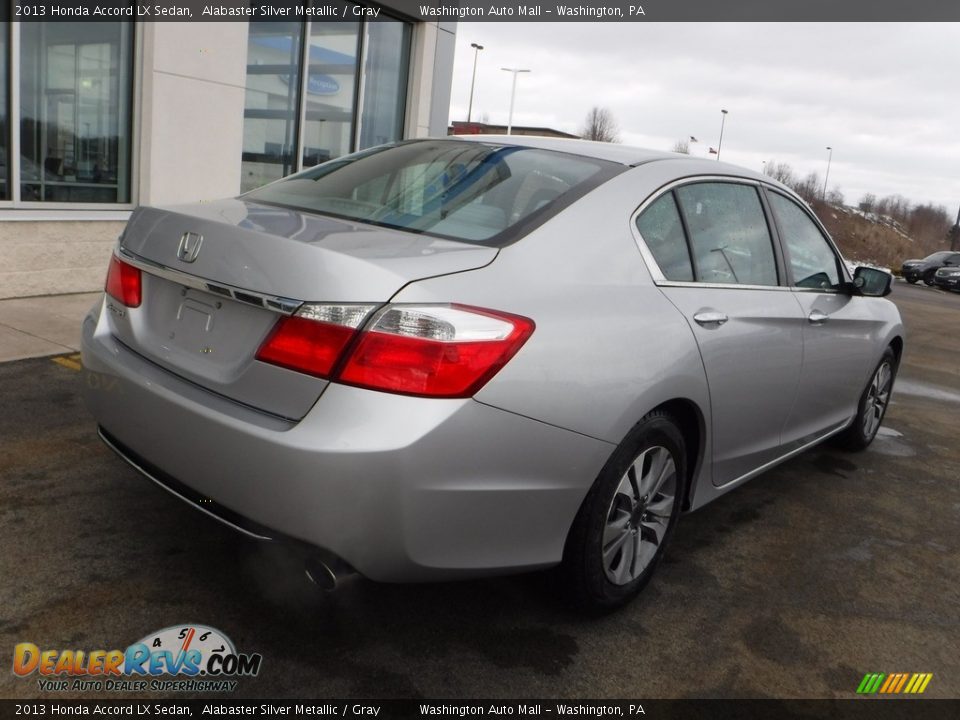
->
(448, 23), (960, 213)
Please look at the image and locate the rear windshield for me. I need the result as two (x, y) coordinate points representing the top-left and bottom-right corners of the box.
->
(243, 140), (623, 245)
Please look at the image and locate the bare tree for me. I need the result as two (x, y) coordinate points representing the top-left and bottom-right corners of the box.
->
(858, 193), (876, 213)
(878, 194), (911, 224)
(825, 187), (845, 206)
(763, 160), (795, 186)
(792, 172), (822, 204)
(671, 139), (690, 154)
(581, 106), (620, 143)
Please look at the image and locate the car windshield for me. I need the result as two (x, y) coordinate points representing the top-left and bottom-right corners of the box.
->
(243, 140), (621, 245)
(923, 251), (952, 261)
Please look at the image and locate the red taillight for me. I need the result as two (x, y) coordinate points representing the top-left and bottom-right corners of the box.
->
(255, 303), (534, 398)
(255, 304), (377, 379)
(255, 316), (357, 378)
(105, 255), (142, 308)
(339, 306), (534, 398)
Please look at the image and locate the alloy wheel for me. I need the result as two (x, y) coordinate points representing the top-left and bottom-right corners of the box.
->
(602, 445), (677, 585)
(862, 361), (892, 439)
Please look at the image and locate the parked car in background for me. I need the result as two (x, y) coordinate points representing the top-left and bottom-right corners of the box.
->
(901, 251), (960, 285)
(933, 265), (960, 292)
(81, 137), (905, 611)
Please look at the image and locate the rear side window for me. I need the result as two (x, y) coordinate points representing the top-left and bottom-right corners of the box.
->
(635, 193), (694, 282)
(243, 140), (620, 245)
(674, 183), (778, 286)
(768, 192), (842, 290)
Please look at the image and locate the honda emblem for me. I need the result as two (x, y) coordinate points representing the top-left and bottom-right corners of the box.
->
(177, 232), (203, 263)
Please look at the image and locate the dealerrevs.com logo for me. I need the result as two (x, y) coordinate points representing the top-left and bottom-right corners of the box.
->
(12, 624), (262, 693)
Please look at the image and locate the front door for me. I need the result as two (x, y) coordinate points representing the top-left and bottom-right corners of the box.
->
(766, 191), (886, 447)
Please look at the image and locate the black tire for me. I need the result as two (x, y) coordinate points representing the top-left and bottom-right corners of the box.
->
(905, 277), (918, 284)
(834, 348), (897, 451)
(560, 411), (687, 613)
(923, 270), (937, 286)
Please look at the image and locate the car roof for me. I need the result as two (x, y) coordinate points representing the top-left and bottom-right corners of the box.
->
(448, 134), (771, 183)
(451, 134), (677, 165)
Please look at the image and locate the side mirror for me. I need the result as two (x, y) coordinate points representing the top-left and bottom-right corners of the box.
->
(853, 266), (893, 297)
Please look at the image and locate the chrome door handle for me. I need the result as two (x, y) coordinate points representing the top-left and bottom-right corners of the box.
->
(693, 311), (728, 326)
(808, 310), (829, 324)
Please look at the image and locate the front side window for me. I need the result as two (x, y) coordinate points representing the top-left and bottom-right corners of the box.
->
(244, 140), (619, 244)
(635, 192), (693, 282)
(768, 192), (842, 290)
(674, 182), (778, 286)
(19, 22), (133, 203)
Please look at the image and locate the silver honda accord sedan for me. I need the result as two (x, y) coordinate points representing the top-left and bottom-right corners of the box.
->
(81, 136), (904, 610)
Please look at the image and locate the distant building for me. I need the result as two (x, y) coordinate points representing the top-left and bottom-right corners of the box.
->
(0, 7), (455, 298)
(449, 121), (579, 139)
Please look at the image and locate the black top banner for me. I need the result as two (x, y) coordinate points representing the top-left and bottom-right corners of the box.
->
(10, 0), (960, 22)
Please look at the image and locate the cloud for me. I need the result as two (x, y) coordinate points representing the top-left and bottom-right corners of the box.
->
(449, 23), (960, 211)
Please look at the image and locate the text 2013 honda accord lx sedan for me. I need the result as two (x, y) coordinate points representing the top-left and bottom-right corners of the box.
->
(82, 137), (904, 610)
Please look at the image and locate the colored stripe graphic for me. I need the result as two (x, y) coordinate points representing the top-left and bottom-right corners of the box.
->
(858, 672), (932, 694)
(857, 673), (885, 694)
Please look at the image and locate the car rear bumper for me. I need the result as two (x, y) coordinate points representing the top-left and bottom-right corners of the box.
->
(80, 300), (613, 582)
(933, 276), (960, 290)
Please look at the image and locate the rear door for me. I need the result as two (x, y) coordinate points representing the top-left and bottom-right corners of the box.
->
(634, 179), (804, 487)
(766, 190), (887, 447)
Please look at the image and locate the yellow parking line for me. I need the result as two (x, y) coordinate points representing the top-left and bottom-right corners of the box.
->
(52, 354), (82, 372)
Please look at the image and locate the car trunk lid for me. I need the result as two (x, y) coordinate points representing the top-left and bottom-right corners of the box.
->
(108, 199), (497, 420)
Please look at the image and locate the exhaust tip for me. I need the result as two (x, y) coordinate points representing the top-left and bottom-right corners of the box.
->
(304, 555), (343, 592)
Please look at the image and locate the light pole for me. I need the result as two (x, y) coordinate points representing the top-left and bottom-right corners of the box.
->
(466, 43), (484, 123)
(949, 204), (960, 251)
(501, 68), (530, 135)
(716, 109), (728, 160)
(822, 146), (833, 201)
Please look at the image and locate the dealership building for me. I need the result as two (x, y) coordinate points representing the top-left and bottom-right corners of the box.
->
(0, 6), (456, 298)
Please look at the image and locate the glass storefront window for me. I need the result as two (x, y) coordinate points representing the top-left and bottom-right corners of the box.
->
(242, 7), (411, 192)
(0, 10), (9, 200)
(301, 5), (360, 168)
(242, 21), (304, 193)
(19, 22), (133, 203)
(358, 19), (410, 151)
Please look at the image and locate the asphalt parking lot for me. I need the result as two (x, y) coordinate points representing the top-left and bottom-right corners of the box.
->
(1, 281), (958, 700)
